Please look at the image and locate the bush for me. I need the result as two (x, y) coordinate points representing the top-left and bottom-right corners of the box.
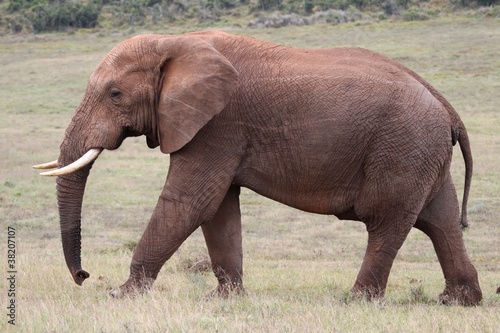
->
(402, 6), (438, 20)
(8, 0), (47, 13)
(284, 0), (363, 14)
(258, 0), (284, 10)
(381, 0), (401, 15)
(206, 0), (239, 10)
(6, 14), (34, 33)
(472, 5), (500, 17)
(248, 8), (366, 28)
(27, 2), (100, 32)
(450, 0), (498, 6)
(477, 0), (499, 4)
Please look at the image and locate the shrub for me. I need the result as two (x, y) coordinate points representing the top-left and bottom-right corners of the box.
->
(381, 0), (401, 15)
(258, 0), (284, 10)
(8, 0), (47, 13)
(27, 2), (100, 32)
(473, 5), (500, 17)
(6, 14), (33, 33)
(248, 8), (366, 28)
(402, 6), (438, 20)
(477, 0), (498, 5)
(450, 0), (499, 6)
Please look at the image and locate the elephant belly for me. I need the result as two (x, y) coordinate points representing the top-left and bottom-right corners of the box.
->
(237, 173), (362, 216)
(234, 146), (365, 216)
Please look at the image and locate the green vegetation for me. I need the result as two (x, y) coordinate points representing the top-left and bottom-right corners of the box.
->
(1, 0), (499, 33)
(6, 0), (100, 32)
(0, 17), (499, 331)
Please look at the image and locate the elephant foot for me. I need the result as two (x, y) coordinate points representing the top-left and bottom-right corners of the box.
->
(109, 276), (154, 298)
(439, 284), (482, 306)
(206, 282), (245, 299)
(351, 282), (385, 301)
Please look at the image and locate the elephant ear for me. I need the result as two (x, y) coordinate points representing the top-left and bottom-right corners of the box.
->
(156, 36), (239, 154)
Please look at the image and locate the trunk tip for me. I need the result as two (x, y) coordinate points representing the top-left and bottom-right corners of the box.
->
(73, 269), (90, 286)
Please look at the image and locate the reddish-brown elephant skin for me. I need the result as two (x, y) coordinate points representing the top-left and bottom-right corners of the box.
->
(43, 30), (481, 305)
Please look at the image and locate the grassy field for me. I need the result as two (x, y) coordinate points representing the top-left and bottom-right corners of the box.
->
(1, 17), (499, 332)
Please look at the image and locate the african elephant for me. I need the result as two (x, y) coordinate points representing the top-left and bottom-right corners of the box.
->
(34, 30), (482, 305)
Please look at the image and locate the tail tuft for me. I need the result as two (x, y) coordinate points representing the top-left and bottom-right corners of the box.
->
(459, 214), (469, 230)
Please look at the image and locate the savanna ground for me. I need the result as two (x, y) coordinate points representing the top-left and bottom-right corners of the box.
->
(1, 17), (499, 332)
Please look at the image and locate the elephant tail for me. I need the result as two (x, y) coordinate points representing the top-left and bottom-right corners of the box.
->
(399, 63), (473, 229)
(455, 121), (473, 230)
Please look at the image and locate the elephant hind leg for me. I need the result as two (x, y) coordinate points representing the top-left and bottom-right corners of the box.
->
(351, 214), (416, 300)
(415, 176), (482, 306)
(352, 173), (424, 299)
(201, 185), (244, 297)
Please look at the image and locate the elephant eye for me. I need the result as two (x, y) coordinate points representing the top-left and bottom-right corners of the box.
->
(110, 89), (122, 102)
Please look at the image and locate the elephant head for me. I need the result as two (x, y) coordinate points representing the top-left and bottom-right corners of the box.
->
(34, 33), (239, 285)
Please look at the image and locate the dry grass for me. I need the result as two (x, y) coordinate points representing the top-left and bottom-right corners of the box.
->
(1, 17), (499, 332)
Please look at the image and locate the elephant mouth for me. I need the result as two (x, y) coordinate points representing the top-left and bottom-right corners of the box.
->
(33, 148), (103, 177)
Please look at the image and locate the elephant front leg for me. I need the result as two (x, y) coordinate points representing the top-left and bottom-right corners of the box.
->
(110, 194), (200, 298)
(202, 185), (244, 297)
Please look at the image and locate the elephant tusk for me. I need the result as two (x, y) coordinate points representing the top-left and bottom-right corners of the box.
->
(33, 160), (59, 169)
(39, 148), (103, 177)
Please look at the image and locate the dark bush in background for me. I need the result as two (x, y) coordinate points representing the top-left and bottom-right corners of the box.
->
(7, 0), (100, 32)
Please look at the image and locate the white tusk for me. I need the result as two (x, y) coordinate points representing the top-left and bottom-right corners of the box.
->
(33, 160), (59, 169)
(39, 148), (103, 177)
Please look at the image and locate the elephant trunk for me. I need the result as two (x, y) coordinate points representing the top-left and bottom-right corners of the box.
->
(56, 166), (91, 285)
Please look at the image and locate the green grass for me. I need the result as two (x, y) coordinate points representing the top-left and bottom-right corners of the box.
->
(1, 17), (499, 332)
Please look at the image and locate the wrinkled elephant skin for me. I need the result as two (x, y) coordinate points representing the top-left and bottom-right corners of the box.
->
(39, 31), (481, 306)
